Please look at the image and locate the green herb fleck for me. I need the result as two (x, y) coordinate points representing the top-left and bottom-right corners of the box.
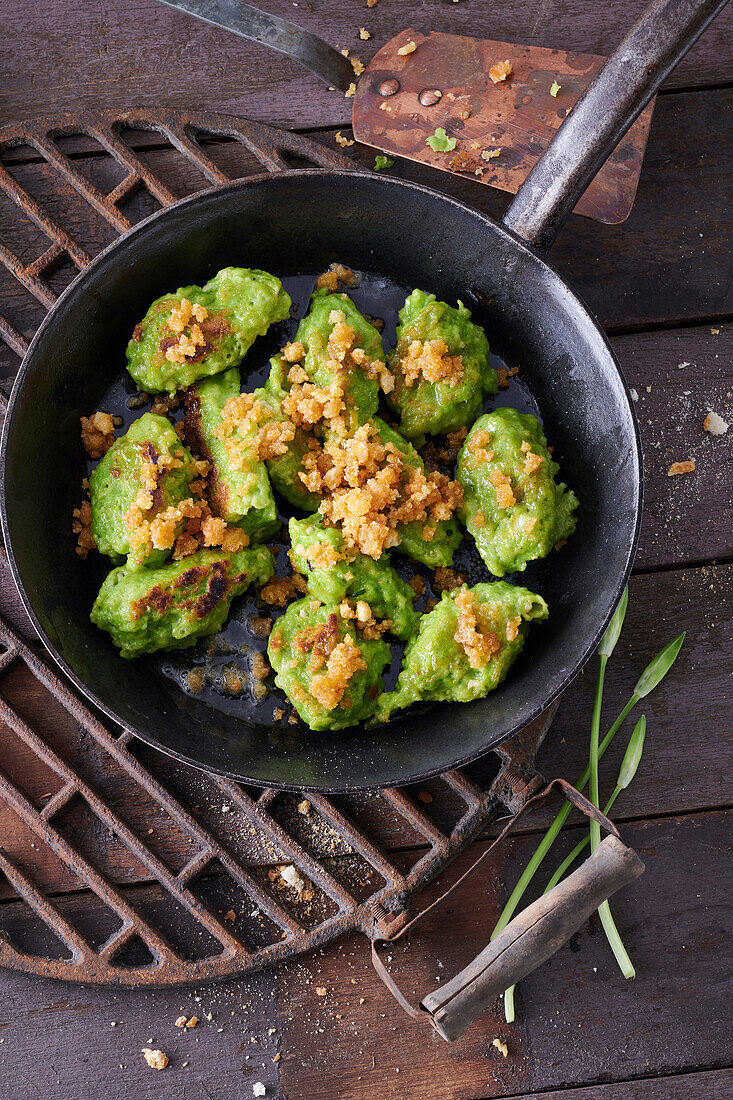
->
(550, 81), (561, 98)
(426, 128), (457, 153)
(374, 155), (395, 172)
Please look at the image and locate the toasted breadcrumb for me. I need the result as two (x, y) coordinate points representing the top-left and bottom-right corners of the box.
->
(482, 147), (502, 160)
(703, 410), (729, 435)
(175, 1016), (187, 1028)
(249, 615), (273, 637)
(335, 131), (355, 148)
(496, 365), (519, 389)
(345, 82), (357, 97)
(350, 56), (365, 76)
(454, 587), (501, 669)
(523, 449), (545, 475)
(250, 651), (271, 681)
(219, 392), (296, 465)
(72, 498), (96, 558)
(493, 1037), (509, 1058)
(506, 615), (522, 642)
(359, 27), (371, 39)
(408, 575), (425, 600)
(488, 468), (516, 508)
(449, 150), (479, 174)
(434, 566), (468, 594)
(398, 40), (417, 56)
(667, 459), (695, 476)
(300, 422), (462, 558)
(489, 60), (513, 83)
(282, 340), (305, 363)
(316, 264), (360, 292)
(338, 598), (391, 640)
(141, 1048), (169, 1070)
(80, 411), (116, 459)
(310, 634), (367, 710)
(260, 572), (307, 607)
(400, 338), (464, 389)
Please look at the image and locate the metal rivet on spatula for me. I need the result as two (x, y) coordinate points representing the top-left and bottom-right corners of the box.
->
(378, 78), (400, 97)
(418, 89), (443, 106)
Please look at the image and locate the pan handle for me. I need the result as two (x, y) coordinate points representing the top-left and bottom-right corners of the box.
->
(421, 835), (644, 1041)
(154, 0), (355, 92)
(501, 0), (730, 252)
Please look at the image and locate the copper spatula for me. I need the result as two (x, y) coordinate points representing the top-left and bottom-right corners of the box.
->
(156, 0), (654, 225)
(351, 29), (655, 225)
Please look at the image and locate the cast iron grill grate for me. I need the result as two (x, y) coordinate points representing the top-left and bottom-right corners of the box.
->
(0, 110), (550, 985)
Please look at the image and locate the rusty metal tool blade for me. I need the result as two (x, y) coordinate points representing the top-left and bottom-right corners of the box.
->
(353, 29), (655, 225)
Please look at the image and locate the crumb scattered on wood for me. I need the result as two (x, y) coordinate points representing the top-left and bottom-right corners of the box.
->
(141, 1048), (169, 1070)
(397, 40), (417, 56)
(335, 131), (355, 148)
(703, 410), (729, 435)
(493, 1037), (509, 1057)
(359, 27), (371, 40)
(668, 459), (695, 476)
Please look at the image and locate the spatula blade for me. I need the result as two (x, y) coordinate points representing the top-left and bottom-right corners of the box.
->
(353, 29), (654, 225)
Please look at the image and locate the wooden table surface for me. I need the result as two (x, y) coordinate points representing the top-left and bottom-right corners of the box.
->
(0, 1), (731, 1098)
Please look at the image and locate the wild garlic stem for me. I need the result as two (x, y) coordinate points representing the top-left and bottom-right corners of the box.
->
(598, 901), (636, 978)
(490, 693), (637, 942)
(589, 654), (608, 855)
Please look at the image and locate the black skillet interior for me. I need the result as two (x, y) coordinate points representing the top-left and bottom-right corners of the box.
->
(0, 172), (641, 791)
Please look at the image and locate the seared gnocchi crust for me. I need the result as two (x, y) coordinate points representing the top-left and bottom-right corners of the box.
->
(126, 267), (291, 394)
(183, 367), (279, 542)
(91, 545), (275, 659)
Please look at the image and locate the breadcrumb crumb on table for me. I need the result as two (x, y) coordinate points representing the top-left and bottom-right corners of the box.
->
(668, 459), (695, 476)
(141, 1048), (169, 1070)
(359, 27), (371, 39)
(335, 131), (355, 148)
(493, 1037), (509, 1058)
(397, 40), (417, 56)
(703, 410), (729, 435)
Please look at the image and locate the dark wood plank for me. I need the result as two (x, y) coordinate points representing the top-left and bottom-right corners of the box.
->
(0, 87), (730, 377)
(0, 562), (728, 898)
(277, 812), (732, 1098)
(615, 325), (732, 570)
(2, 0), (731, 136)
(480, 1070), (733, 1100)
(0, 811), (728, 1099)
(302, 90), (733, 330)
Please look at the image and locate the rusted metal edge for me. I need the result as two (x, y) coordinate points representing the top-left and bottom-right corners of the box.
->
(0, 109), (550, 985)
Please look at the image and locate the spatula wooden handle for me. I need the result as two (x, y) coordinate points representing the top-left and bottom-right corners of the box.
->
(421, 835), (644, 1042)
